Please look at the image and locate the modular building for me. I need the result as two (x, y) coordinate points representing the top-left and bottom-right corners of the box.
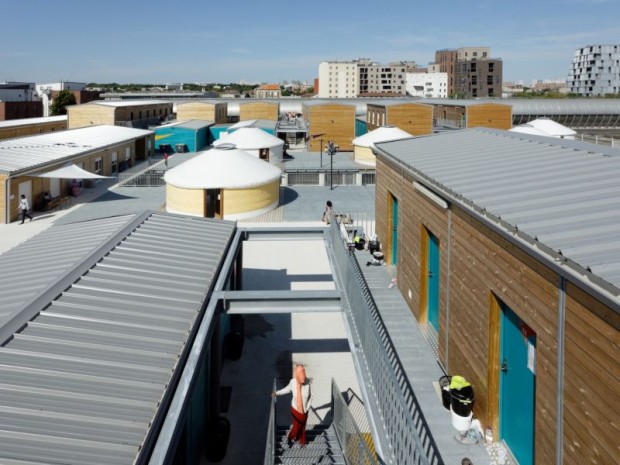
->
(176, 101), (228, 124)
(302, 102), (357, 152)
(423, 99), (512, 130)
(373, 128), (620, 465)
(67, 100), (173, 129)
(0, 115), (67, 141)
(0, 125), (154, 223)
(154, 120), (212, 152)
(238, 101), (280, 121)
(164, 145), (282, 220)
(366, 102), (433, 135)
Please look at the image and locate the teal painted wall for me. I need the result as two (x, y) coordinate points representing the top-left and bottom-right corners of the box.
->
(210, 126), (229, 142)
(355, 119), (368, 137)
(156, 126), (208, 152)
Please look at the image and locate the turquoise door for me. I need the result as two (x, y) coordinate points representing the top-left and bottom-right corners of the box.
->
(391, 195), (398, 264)
(427, 232), (440, 331)
(500, 304), (536, 465)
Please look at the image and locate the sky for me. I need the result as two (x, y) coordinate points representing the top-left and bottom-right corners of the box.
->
(1, 0), (619, 86)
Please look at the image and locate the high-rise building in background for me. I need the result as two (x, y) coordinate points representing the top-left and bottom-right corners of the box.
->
(567, 45), (620, 96)
(433, 47), (502, 98)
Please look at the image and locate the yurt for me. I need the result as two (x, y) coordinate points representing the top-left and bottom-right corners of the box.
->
(213, 127), (285, 163)
(526, 117), (577, 139)
(352, 126), (413, 166)
(164, 144), (282, 220)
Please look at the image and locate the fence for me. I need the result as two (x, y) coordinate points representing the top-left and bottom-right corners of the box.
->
(327, 220), (443, 465)
(335, 211), (375, 240)
(263, 379), (276, 465)
(285, 169), (376, 187)
(576, 133), (619, 147)
(118, 159), (166, 187)
(332, 379), (378, 465)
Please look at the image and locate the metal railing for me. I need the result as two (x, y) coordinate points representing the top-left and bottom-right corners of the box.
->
(327, 220), (443, 465)
(576, 133), (619, 147)
(332, 379), (378, 465)
(118, 159), (166, 187)
(264, 379), (277, 465)
(285, 169), (376, 187)
(334, 211), (376, 240)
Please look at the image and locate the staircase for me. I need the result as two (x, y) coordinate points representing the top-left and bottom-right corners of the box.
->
(274, 424), (345, 465)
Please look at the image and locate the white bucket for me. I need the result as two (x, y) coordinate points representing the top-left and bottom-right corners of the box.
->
(451, 406), (473, 432)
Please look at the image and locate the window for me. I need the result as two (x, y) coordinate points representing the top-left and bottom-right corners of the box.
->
(94, 158), (102, 175)
(487, 75), (493, 85)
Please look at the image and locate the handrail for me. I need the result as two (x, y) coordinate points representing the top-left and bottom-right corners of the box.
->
(327, 219), (443, 465)
(332, 378), (378, 465)
(263, 378), (277, 465)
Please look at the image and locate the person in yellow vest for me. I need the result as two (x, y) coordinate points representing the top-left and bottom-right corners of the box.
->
(273, 364), (312, 446)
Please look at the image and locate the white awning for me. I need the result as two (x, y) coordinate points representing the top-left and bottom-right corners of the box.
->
(35, 163), (111, 179)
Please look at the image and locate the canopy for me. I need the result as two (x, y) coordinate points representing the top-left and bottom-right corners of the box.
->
(353, 126), (413, 148)
(35, 163), (112, 179)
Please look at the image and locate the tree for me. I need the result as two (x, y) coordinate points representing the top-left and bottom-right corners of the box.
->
(50, 90), (77, 115)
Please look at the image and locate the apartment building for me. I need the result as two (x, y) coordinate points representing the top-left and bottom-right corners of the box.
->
(318, 59), (418, 98)
(567, 44), (620, 96)
(405, 72), (448, 98)
(433, 47), (501, 98)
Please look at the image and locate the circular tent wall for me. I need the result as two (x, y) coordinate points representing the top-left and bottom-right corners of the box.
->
(352, 126), (413, 166)
(164, 144), (282, 220)
(213, 127), (284, 163)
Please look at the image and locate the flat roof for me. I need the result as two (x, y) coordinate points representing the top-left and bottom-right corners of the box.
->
(375, 128), (620, 300)
(89, 100), (172, 108)
(421, 98), (512, 108)
(0, 115), (67, 129)
(0, 212), (236, 465)
(0, 125), (153, 175)
(156, 119), (214, 130)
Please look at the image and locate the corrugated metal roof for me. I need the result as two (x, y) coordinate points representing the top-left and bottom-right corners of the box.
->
(421, 98), (620, 115)
(0, 212), (236, 465)
(89, 100), (172, 107)
(0, 115), (67, 129)
(375, 129), (620, 295)
(156, 119), (213, 130)
(0, 125), (153, 175)
(420, 98), (512, 108)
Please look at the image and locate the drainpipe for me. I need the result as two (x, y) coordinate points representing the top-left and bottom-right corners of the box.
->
(556, 277), (566, 465)
(445, 209), (452, 373)
(5, 176), (11, 224)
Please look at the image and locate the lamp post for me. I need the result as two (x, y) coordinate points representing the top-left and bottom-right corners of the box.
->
(320, 138), (323, 167)
(328, 141), (336, 190)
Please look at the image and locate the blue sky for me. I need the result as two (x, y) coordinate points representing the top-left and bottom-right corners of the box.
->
(2, 0), (619, 85)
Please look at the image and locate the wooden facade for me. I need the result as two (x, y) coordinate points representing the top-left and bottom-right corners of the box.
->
(239, 102), (280, 121)
(176, 102), (228, 124)
(366, 103), (433, 135)
(375, 155), (619, 465)
(68, 102), (173, 129)
(432, 102), (512, 130)
(0, 118), (67, 141)
(303, 103), (356, 152)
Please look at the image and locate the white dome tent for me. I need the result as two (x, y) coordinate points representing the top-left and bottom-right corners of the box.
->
(213, 127), (285, 163)
(352, 126), (414, 166)
(511, 117), (577, 139)
(164, 144), (282, 220)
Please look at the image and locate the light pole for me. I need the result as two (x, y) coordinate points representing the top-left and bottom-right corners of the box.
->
(328, 141), (336, 190)
(320, 138), (323, 167)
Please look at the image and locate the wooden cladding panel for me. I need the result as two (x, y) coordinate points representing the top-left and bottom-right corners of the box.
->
(68, 104), (114, 129)
(0, 174), (6, 223)
(466, 104), (512, 130)
(386, 104), (433, 136)
(304, 104), (356, 152)
(239, 102), (279, 121)
(563, 283), (620, 465)
(177, 103), (228, 123)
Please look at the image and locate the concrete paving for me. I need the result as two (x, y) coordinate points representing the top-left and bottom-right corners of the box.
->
(281, 150), (370, 171)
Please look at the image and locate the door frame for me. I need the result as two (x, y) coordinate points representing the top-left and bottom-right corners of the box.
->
(387, 192), (398, 265)
(419, 226), (440, 331)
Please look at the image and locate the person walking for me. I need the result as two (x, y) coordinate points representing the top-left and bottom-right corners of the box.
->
(164, 152), (169, 168)
(18, 194), (33, 224)
(273, 364), (312, 446)
(322, 200), (333, 224)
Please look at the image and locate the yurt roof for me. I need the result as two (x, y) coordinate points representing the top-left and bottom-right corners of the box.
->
(164, 144), (282, 189)
(213, 127), (284, 149)
(509, 124), (552, 137)
(352, 126), (414, 148)
(527, 117), (577, 137)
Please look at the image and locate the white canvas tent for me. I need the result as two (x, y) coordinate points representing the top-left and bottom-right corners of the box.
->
(36, 163), (112, 179)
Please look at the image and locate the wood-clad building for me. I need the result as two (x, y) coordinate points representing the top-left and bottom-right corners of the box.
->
(427, 100), (512, 130)
(366, 102), (433, 135)
(67, 100), (173, 129)
(373, 128), (620, 465)
(239, 101), (280, 121)
(302, 102), (357, 152)
(176, 101), (228, 124)
(0, 115), (67, 141)
(0, 126), (154, 223)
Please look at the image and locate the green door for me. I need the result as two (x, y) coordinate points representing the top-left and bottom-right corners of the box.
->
(391, 195), (398, 265)
(427, 232), (439, 331)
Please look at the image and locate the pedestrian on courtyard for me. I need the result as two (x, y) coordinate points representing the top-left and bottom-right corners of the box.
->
(18, 195), (33, 224)
(164, 152), (169, 168)
(273, 364), (312, 446)
(322, 200), (333, 224)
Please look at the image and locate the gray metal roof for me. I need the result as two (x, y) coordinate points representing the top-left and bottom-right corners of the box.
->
(375, 129), (620, 298)
(157, 119), (213, 130)
(0, 125), (153, 175)
(0, 212), (236, 465)
(420, 98), (512, 108)
(421, 98), (620, 115)
(0, 115), (67, 129)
